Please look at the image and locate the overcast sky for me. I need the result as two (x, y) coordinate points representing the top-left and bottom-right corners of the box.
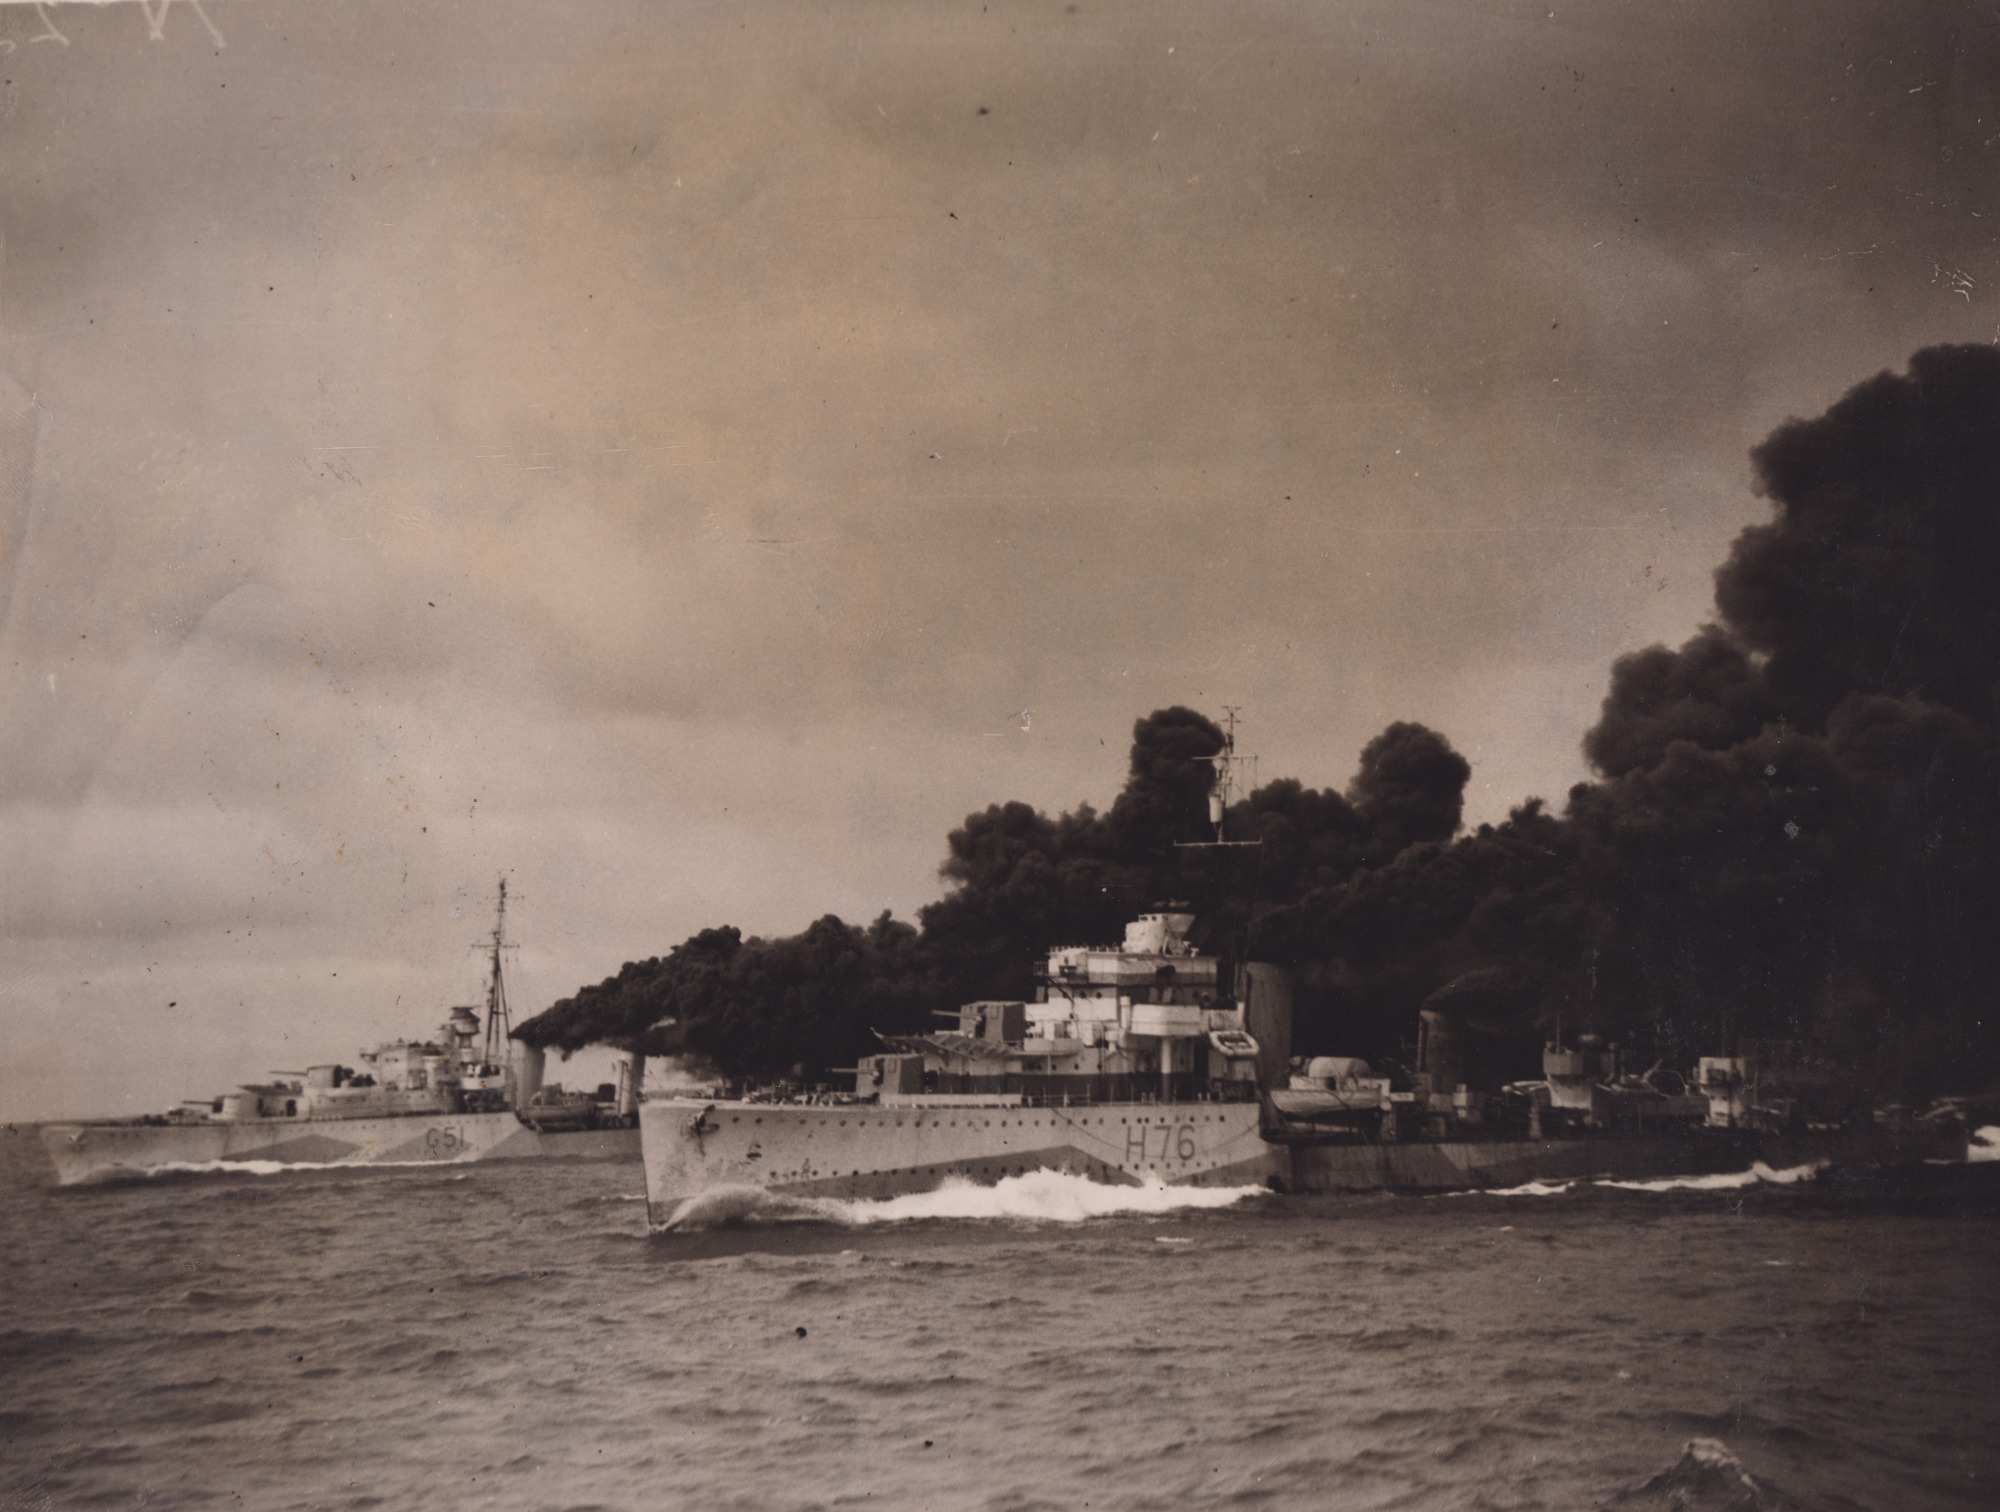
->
(2, 0), (1994, 1121)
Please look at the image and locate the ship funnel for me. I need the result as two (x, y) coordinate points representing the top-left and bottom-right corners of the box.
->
(1417, 1009), (1465, 1094)
(618, 1052), (647, 1116)
(512, 1042), (546, 1104)
(1239, 963), (1293, 1090)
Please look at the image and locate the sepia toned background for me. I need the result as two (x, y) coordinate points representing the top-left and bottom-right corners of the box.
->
(2, 0), (1994, 1120)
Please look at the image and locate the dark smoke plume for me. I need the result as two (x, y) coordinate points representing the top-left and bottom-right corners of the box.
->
(1346, 721), (1473, 863)
(519, 707), (1476, 1077)
(1721, 345), (2000, 730)
(521, 348), (1999, 1098)
(1257, 345), (2000, 1095)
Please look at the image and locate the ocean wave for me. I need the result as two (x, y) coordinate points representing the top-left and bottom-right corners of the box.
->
(1452, 1179), (1576, 1197)
(100, 1157), (479, 1181)
(1606, 1436), (1806, 1511)
(1449, 1162), (1824, 1198)
(657, 1169), (1266, 1230)
(1595, 1161), (1824, 1192)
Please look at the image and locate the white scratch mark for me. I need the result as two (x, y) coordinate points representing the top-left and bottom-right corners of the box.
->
(136, 0), (225, 46)
(30, 3), (67, 45)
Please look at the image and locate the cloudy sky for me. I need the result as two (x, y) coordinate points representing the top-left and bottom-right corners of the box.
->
(1, 0), (1994, 1120)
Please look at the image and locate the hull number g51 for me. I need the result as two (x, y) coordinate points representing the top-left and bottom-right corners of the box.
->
(425, 1126), (468, 1158)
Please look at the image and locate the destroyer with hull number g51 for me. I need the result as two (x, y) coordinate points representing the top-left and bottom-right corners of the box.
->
(40, 884), (642, 1185)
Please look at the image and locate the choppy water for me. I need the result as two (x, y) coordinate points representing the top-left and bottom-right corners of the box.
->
(3, 1131), (1995, 1511)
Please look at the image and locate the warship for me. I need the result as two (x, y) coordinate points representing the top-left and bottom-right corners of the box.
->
(40, 884), (642, 1185)
(639, 912), (1969, 1222)
(640, 906), (1283, 1224)
(636, 723), (1967, 1221)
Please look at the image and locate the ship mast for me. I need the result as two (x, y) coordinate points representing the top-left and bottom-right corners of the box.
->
(1177, 707), (1261, 848)
(481, 879), (512, 1071)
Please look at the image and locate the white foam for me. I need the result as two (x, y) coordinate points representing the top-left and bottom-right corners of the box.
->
(125, 1157), (470, 1179)
(823, 1169), (1264, 1225)
(661, 1184), (783, 1228)
(1451, 1179), (1575, 1197)
(1449, 1160), (1825, 1198)
(658, 1169), (1264, 1230)
(1596, 1160), (1824, 1192)
(1968, 1126), (2000, 1164)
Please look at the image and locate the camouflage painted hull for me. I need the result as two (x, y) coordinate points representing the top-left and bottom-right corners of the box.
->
(39, 1111), (639, 1185)
(640, 1097), (1281, 1223)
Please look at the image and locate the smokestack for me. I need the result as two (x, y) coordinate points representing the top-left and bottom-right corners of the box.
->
(1417, 1009), (1465, 1094)
(619, 1052), (647, 1116)
(1240, 962), (1293, 1090)
(511, 1041), (545, 1104)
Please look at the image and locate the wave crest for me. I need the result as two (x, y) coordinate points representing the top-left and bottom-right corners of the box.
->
(657, 1169), (1266, 1231)
(1451, 1162), (1826, 1198)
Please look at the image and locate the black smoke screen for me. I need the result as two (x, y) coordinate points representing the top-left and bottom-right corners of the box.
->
(520, 348), (1999, 1098)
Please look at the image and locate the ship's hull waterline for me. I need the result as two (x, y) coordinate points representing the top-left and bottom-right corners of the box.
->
(640, 1097), (1280, 1221)
(40, 1112), (640, 1186)
(637, 1101), (1969, 1220)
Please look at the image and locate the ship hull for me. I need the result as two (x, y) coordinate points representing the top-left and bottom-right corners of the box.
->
(39, 1112), (640, 1186)
(639, 1098), (1282, 1222)
(1280, 1123), (1966, 1193)
(1282, 1132), (1748, 1192)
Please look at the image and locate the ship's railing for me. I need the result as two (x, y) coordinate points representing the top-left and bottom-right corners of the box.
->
(733, 1076), (1263, 1108)
(1006, 1082), (1261, 1109)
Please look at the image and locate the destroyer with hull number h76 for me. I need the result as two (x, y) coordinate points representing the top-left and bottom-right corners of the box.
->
(639, 909), (1970, 1221)
(640, 908), (1287, 1224)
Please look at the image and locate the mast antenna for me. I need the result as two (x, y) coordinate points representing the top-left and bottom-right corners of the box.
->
(481, 877), (513, 1068)
(1176, 706), (1261, 848)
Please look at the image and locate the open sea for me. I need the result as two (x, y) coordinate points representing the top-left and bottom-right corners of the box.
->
(2, 1129), (1995, 1512)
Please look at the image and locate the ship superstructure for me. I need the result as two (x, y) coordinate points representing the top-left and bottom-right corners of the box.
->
(862, 909), (1262, 1107)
